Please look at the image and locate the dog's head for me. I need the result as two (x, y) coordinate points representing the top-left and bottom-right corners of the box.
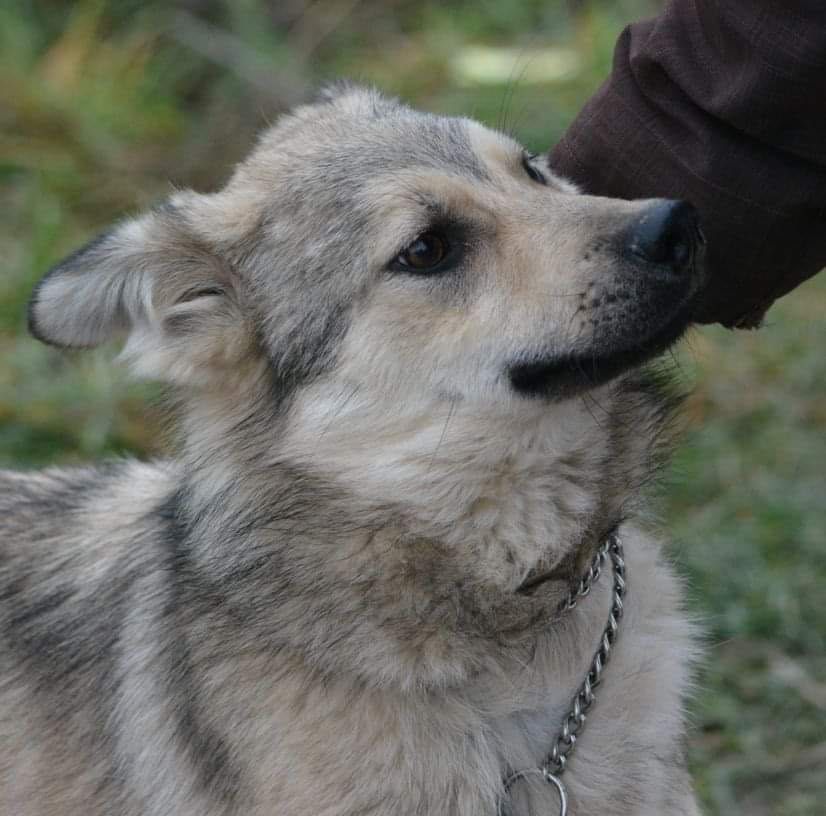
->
(27, 86), (707, 652)
(29, 84), (704, 409)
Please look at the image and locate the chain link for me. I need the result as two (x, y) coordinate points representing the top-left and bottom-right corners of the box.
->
(500, 531), (627, 811)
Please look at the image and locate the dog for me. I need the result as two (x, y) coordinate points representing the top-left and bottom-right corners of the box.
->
(0, 84), (704, 815)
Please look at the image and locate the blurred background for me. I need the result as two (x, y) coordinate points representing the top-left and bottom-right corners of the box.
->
(1, 1), (824, 813)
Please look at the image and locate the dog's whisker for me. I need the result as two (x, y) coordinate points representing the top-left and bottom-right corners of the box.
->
(427, 398), (458, 475)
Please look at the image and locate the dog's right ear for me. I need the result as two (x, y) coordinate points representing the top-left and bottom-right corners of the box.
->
(28, 193), (254, 384)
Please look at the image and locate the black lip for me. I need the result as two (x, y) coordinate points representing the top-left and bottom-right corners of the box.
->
(508, 299), (693, 399)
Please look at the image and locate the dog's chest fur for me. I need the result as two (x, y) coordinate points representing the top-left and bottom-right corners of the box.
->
(202, 528), (696, 816)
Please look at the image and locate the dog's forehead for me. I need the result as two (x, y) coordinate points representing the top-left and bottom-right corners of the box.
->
(217, 89), (576, 247)
(243, 96), (514, 187)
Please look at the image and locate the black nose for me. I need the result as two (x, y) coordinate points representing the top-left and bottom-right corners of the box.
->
(626, 200), (701, 271)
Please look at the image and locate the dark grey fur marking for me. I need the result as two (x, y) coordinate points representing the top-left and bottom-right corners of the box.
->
(156, 492), (244, 807)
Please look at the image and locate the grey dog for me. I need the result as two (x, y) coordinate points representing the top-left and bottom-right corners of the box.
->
(1, 85), (704, 815)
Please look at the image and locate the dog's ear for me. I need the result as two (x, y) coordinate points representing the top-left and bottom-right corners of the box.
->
(312, 81), (395, 117)
(314, 79), (363, 104)
(28, 192), (255, 384)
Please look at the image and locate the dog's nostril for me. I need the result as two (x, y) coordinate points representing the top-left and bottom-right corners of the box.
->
(626, 200), (700, 271)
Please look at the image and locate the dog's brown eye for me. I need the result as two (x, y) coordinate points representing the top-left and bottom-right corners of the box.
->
(394, 233), (449, 272)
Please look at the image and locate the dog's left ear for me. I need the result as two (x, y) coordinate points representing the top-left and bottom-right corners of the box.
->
(28, 192), (254, 384)
(314, 79), (362, 104)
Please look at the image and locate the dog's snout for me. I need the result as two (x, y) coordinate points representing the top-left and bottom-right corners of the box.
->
(626, 200), (701, 271)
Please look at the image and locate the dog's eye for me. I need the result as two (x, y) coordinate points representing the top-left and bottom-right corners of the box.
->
(522, 153), (547, 185)
(392, 232), (450, 273)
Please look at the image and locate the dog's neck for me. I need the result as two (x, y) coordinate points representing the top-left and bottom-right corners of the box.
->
(276, 379), (633, 587)
(169, 370), (671, 687)
(178, 374), (659, 589)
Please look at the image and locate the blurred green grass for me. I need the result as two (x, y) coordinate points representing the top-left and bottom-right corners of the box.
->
(668, 283), (826, 815)
(1, 2), (824, 813)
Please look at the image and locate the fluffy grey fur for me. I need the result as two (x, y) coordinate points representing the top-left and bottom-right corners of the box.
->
(2, 85), (702, 815)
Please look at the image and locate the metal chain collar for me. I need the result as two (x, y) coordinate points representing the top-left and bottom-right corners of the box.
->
(498, 531), (627, 816)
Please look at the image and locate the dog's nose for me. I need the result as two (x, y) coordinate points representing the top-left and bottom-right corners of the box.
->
(626, 200), (702, 271)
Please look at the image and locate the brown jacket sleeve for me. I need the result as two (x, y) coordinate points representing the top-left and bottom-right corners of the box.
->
(550, 0), (826, 327)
